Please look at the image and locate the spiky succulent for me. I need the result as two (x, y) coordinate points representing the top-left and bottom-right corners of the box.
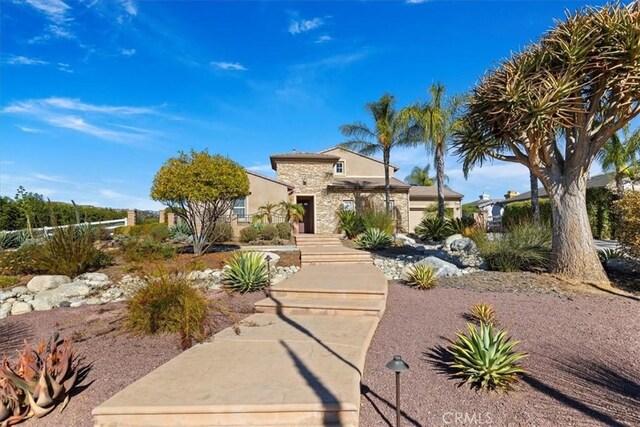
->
(222, 252), (269, 293)
(448, 323), (527, 390)
(0, 233), (17, 251)
(405, 264), (437, 290)
(470, 303), (496, 325)
(355, 228), (393, 250)
(597, 247), (624, 264)
(415, 217), (453, 241)
(0, 333), (80, 425)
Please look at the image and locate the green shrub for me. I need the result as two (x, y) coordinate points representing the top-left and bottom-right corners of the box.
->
(114, 223), (170, 241)
(0, 246), (43, 276)
(361, 209), (395, 235)
(31, 226), (113, 277)
(261, 224), (278, 241)
(423, 205), (455, 219)
(275, 222), (292, 239)
(336, 209), (365, 239)
(472, 222), (551, 272)
(0, 275), (20, 289)
(239, 226), (260, 243)
(127, 275), (209, 349)
(121, 238), (176, 262)
(222, 252), (269, 292)
(614, 192), (640, 257)
(0, 232), (17, 250)
(448, 217), (476, 235)
(415, 217), (453, 241)
(502, 200), (553, 228)
(209, 222), (234, 243)
(404, 264), (437, 289)
(447, 322), (527, 390)
(355, 228), (393, 250)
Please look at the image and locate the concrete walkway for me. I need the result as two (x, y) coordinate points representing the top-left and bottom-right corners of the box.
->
(93, 235), (387, 426)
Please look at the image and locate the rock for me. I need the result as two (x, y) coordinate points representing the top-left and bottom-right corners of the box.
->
(12, 286), (29, 296)
(0, 289), (16, 301)
(395, 233), (416, 246)
(606, 258), (640, 274)
(450, 237), (477, 252)
(31, 281), (91, 310)
(75, 272), (110, 288)
(10, 301), (32, 315)
(444, 234), (463, 248)
(401, 256), (462, 280)
(59, 301), (72, 308)
(71, 297), (102, 308)
(0, 302), (12, 319)
(19, 294), (34, 302)
(27, 275), (71, 293)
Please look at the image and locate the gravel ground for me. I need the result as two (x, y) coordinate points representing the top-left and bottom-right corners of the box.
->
(0, 290), (264, 427)
(360, 282), (640, 427)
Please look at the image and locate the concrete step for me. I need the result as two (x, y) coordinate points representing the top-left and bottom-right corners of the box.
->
(270, 287), (385, 300)
(301, 253), (372, 265)
(254, 297), (384, 317)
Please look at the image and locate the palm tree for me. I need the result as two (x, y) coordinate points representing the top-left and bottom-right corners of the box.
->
(253, 202), (278, 224)
(596, 126), (640, 197)
(340, 94), (419, 212)
(406, 83), (461, 219)
(278, 201), (304, 224)
(405, 165), (435, 186)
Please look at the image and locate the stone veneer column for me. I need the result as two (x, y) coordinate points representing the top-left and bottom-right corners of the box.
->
(166, 212), (176, 226)
(126, 209), (138, 226)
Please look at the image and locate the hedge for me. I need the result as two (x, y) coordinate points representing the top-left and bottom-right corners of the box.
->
(613, 192), (640, 257)
(502, 187), (616, 239)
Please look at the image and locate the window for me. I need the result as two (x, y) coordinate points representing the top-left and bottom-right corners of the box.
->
(335, 161), (345, 174)
(342, 200), (355, 211)
(233, 197), (247, 222)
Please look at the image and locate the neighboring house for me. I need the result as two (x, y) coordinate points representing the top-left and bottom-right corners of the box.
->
(465, 193), (503, 223)
(408, 186), (463, 231)
(228, 146), (465, 235)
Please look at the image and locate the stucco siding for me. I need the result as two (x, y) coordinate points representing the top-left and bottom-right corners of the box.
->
(246, 173), (290, 215)
(322, 147), (396, 178)
(408, 199), (462, 232)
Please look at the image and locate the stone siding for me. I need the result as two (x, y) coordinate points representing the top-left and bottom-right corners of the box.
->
(276, 160), (409, 234)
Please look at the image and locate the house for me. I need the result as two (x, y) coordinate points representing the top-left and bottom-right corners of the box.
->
(464, 193), (503, 223)
(232, 147), (464, 234)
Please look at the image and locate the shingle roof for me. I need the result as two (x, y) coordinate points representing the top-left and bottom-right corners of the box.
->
(269, 152), (340, 170)
(319, 146), (400, 171)
(501, 172), (615, 204)
(409, 185), (464, 200)
(327, 177), (410, 191)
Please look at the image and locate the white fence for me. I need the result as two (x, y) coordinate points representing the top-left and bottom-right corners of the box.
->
(4, 218), (128, 236)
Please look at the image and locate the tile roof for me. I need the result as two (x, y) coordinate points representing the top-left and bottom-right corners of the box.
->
(409, 185), (464, 200)
(269, 152), (340, 170)
(501, 173), (616, 204)
(327, 177), (410, 191)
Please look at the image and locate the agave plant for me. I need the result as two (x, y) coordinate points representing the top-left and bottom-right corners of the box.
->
(470, 303), (496, 325)
(222, 252), (269, 293)
(336, 209), (364, 239)
(0, 333), (80, 425)
(0, 233), (17, 250)
(415, 217), (453, 241)
(448, 323), (527, 390)
(355, 228), (392, 250)
(405, 264), (437, 289)
(597, 247), (625, 264)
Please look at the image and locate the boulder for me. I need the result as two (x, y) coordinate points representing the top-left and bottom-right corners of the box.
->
(395, 233), (416, 246)
(31, 281), (91, 310)
(75, 272), (110, 288)
(0, 289), (16, 301)
(27, 275), (71, 293)
(450, 237), (477, 252)
(0, 302), (12, 319)
(443, 234), (463, 248)
(10, 301), (32, 315)
(249, 251), (280, 269)
(12, 286), (29, 296)
(401, 256), (462, 280)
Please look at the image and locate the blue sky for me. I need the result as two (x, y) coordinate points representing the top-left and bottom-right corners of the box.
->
(1, 0), (631, 210)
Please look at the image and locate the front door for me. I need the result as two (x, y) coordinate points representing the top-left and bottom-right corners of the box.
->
(296, 196), (315, 234)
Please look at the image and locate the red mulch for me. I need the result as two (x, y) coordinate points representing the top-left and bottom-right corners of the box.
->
(360, 282), (640, 426)
(0, 290), (264, 427)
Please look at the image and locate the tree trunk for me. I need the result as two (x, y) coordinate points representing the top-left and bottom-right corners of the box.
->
(615, 171), (625, 197)
(547, 173), (608, 284)
(530, 170), (540, 224)
(435, 144), (446, 219)
(383, 150), (391, 213)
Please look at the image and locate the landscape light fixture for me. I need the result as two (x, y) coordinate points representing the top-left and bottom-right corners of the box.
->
(265, 255), (272, 295)
(386, 355), (409, 427)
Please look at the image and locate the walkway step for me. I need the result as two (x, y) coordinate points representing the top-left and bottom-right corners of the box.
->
(93, 314), (380, 427)
(254, 297), (385, 317)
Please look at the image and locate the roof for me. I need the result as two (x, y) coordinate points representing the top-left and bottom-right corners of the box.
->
(269, 152), (340, 170)
(245, 170), (295, 190)
(327, 177), (410, 191)
(465, 198), (502, 208)
(319, 146), (400, 171)
(409, 185), (464, 200)
(501, 173), (615, 204)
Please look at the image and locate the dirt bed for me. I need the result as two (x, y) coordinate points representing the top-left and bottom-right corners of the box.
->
(360, 282), (640, 426)
(0, 290), (265, 427)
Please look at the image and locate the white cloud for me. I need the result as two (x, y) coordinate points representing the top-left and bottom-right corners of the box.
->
(288, 17), (324, 35)
(247, 164), (273, 173)
(17, 125), (44, 133)
(4, 55), (49, 66)
(211, 61), (247, 71)
(46, 24), (73, 39)
(56, 62), (73, 73)
(3, 97), (160, 143)
(119, 0), (137, 16)
(120, 48), (136, 57)
(32, 173), (71, 184)
(24, 0), (71, 24)
(315, 35), (332, 44)
(406, 0), (430, 3)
